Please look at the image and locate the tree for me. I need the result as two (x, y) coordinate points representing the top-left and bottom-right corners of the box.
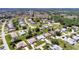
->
(55, 31), (61, 36)
(35, 27), (40, 32)
(23, 26), (27, 29)
(12, 19), (19, 30)
(51, 39), (59, 45)
(43, 43), (50, 50)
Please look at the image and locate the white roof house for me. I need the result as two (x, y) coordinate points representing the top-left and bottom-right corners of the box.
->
(36, 35), (45, 40)
(77, 34), (79, 37)
(31, 21), (36, 24)
(18, 30), (26, 36)
(61, 35), (68, 41)
(51, 45), (63, 50)
(72, 35), (79, 41)
(61, 36), (76, 45)
(16, 41), (27, 49)
(7, 21), (15, 29)
(8, 23), (14, 29)
(67, 39), (76, 45)
(72, 26), (78, 32)
(61, 28), (67, 32)
(49, 31), (54, 35)
(43, 33), (51, 37)
(19, 19), (26, 27)
(10, 32), (18, 42)
(42, 25), (48, 28)
(28, 37), (37, 44)
(10, 32), (18, 38)
(7, 21), (15, 32)
(28, 19), (32, 21)
(28, 19), (36, 24)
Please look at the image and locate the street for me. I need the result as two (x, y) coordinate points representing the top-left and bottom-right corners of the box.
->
(1, 21), (9, 50)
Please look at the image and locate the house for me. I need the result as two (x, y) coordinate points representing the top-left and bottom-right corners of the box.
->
(16, 41), (27, 49)
(51, 20), (55, 23)
(72, 26), (79, 32)
(42, 19), (48, 23)
(43, 33), (51, 37)
(18, 30), (26, 36)
(24, 47), (29, 50)
(72, 35), (79, 41)
(67, 38), (76, 45)
(28, 19), (32, 22)
(50, 45), (63, 50)
(28, 18), (36, 24)
(42, 25), (48, 28)
(40, 25), (49, 30)
(7, 21), (14, 29)
(30, 21), (36, 24)
(19, 19), (26, 27)
(10, 32), (18, 42)
(49, 31), (55, 35)
(27, 37), (37, 44)
(10, 32), (18, 38)
(61, 36), (76, 45)
(61, 35), (68, 41)
(36, 35), (45, 40)
(7, 21), (15, 31)
(61, 28), (67, 32)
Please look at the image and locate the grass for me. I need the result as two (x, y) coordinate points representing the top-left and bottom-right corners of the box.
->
(35, 40), (45, 47)
(77, 30), (79, 34)
(62, 42), (76, 50)
(42, 45), (47, 50)
(73, 42), (79, 50)
(42, 44), (50, 50)
(5, 34), (15, 50)
(52, 23), (63, 30)
(0, 39), (3, 45)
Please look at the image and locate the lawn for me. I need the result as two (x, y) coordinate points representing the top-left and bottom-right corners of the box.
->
(52, 23), (63, 30)
(35, 40), (45, 47)
(73, 42), (79, 50)
(0, 39), (3, 46)
(42, 43), (51, 50)
(5, 34), (15, 50)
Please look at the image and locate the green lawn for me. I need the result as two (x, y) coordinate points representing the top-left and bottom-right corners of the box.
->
(73, 42), (79, 50)
(42, 43), (51, 50)
(35, 40), (45, 47)
(5, 34), (15, 50)
(0, 39), (3, 45)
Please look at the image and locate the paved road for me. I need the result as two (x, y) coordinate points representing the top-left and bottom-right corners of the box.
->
(1, 21), (9, 50)
(24, 18), (35, 29)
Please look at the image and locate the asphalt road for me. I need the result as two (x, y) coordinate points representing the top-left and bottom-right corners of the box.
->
(1, 21), (9, 50)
